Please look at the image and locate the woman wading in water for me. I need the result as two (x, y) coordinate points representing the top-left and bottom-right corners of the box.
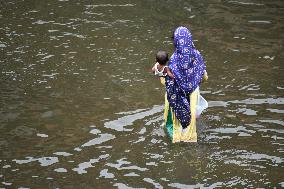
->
(162, 26), (208, 143)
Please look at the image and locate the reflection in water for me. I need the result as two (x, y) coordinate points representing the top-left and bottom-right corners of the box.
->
(99, 168), (115, 179)
(1, 0), (283, 188)
(143, 178), (163, 189)
(104, 105), (163, 131)
(54, 167), (68, 173)
(81, 133), (116, 147)
(209, 97), (284, 107)
(13, 157), (59, 167)
(107, 158), (148, 172)
(73, 154), (109, 175)
(53, 151), (72, 157)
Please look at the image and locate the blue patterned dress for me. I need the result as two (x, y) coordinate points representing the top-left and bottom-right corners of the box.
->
(166, 26), (206, 128)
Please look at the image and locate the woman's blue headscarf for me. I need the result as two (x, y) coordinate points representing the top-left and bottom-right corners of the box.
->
(166, 26), (206, 128)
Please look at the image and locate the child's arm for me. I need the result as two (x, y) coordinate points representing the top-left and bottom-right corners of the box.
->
(165, 67), (174, 79)
(151, 62), (159, 74)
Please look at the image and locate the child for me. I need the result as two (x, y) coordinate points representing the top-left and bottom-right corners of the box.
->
(151, 50), (174, 79)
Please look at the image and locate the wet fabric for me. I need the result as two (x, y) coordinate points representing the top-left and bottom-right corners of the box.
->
(164, 89), (198, 143)
(166, 26), (206, 128)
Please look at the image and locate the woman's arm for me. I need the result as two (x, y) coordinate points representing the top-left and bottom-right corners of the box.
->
(165, 67), (174, 79)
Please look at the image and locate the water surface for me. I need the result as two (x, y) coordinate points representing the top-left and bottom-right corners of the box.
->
(0, 0), (283, 188)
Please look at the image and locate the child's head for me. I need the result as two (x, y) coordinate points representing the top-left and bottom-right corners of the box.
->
(156, 50), (169, 65)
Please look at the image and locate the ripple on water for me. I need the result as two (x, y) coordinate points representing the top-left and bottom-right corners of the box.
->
(235, 151), (283, 164)
(259, 119), (284, 127)
(248, 20), (271, 24)
(106, 158), (148, 172)
(36, 133), (48, 138)
(230, 98), (284, 105)
(124, 172), (140, 177)
(211, 149), (283, 171)
(54, 168), (67, 173)
(32, 20), (50, 25)
(239, 84), (260, 91)
(53, 151), (73, 157)
(1, 0), (283, 188)
(99, 169), (115, 179)
(104, 105), (163, 131)
(13, 156), (59, 167)
(206, 125), (255, 137)
(209, 97), (284, 108)
(72, 154), (109, 174)
(236, 107), (257, 115)
(113, 183), (145, 189)
(131, 136), (145, 144)
(9, 126), (37, 138)
(85, 4), (135, 8)
(266, 108), (284, 114)
(0, 43), (6, 48)
(81, 133), (116, 147)
(227, 1), (264, 6)
(2, 181), (13, 186)
(145, 115), (163, 126)
(258, 128), (284, 135)
(63, 32), (85, 39)
(168, 182), (208, 189)
(89, 128), (101, 135)
(143, 178), (163, 189)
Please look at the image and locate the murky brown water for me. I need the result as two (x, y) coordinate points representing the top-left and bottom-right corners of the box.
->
(1, 0), (283, 188)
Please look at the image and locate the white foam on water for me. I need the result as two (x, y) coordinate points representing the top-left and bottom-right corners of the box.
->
(104, 105), (163, 131)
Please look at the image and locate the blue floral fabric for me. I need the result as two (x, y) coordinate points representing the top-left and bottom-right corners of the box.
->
(166, 26), (206, 128)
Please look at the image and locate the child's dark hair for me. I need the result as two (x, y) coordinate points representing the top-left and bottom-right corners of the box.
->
(156, 50), (169, 65)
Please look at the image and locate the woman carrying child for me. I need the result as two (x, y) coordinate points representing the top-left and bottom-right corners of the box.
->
(162, 26), (208, 143)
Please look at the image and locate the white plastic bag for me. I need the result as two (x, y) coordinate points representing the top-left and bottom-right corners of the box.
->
(195, 87), (208, 117)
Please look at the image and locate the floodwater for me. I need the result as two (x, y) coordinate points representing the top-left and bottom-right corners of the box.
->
(0, 0), (283, 188)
